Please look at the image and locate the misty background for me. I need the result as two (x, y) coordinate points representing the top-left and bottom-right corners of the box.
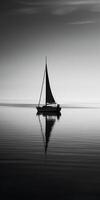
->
(1, 0), (100, 104)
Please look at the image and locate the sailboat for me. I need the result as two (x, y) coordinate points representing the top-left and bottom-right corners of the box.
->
(36, 57), (61, 114)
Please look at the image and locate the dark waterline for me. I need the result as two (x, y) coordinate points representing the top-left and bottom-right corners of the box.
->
(0, 106), (100, 199)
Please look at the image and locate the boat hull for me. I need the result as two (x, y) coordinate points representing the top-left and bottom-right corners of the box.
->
(36, 105), (61, 114)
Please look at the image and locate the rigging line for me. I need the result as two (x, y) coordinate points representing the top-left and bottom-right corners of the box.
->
(38, 66), (46, 106)
(38, 115), (45, 149)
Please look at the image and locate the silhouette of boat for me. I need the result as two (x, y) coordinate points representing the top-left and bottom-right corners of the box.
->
(36, 57), (61, 114)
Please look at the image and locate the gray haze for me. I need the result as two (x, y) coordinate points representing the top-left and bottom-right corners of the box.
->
(1, 0), (100, 104)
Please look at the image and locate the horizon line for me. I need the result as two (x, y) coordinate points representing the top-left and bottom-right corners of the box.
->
(0, 102), (100, 109)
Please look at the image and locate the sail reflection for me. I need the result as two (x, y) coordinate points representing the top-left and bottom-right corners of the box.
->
(37, 113), (61, 153)
(45, 116), (55, 153)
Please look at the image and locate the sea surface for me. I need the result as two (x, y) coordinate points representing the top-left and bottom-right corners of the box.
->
(0, 106), (100, 199)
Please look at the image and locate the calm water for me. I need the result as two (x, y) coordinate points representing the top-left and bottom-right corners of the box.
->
(0, 106), (100, 199)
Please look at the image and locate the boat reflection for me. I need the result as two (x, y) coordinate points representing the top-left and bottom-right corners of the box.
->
(37, 112), (61, 153)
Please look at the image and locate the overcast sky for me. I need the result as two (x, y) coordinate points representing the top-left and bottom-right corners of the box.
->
(1, 0), (100, 104)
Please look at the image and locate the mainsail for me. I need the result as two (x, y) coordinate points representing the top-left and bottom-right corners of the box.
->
(38, 58), (56, 106)
(45, 64), (56, 105)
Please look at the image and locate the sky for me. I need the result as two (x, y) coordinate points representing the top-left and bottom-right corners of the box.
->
(1, 0), (100, 104)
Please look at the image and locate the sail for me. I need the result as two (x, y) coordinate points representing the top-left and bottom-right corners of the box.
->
(46, 64), (56, 104)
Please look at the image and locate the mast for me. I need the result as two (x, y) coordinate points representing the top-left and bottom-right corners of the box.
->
(45, 56), (47, 106)
(38, 62), (45, 106)
(45, 58), (56, 105)
(38, 56), (56, 106)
